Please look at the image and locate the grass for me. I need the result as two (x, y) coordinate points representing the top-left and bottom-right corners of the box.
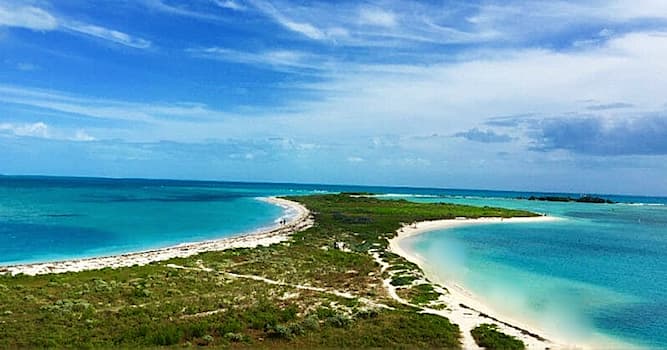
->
(0, 194), (537, 349)
(471, 324), (526, 350)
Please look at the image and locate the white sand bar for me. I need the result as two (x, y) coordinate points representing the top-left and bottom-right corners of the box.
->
(1, 197), (312, 276)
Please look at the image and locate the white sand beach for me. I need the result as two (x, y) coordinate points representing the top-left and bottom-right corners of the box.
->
(0, 197), (312, 276)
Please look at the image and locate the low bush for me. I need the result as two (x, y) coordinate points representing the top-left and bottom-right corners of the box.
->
(471, 324), (525, 350)
(390, 275), (417, 286)
(149, 324), (182, 346)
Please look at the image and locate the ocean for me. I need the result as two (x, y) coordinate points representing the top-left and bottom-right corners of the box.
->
(1, 175), (665, 348)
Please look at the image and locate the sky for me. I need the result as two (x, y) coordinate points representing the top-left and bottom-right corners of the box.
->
(1, 0), (667, 196)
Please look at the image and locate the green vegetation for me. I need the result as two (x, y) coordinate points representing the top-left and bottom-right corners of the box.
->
(400, 283), (442, 306)
(0, 194), (536, 349)
(471, 324), (526, 350)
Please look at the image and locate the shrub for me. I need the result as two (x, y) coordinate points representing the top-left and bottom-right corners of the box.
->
(302, 316), (319, 331)
(150, 324), (182, 346)
(288, 323), (304, 336)
(326, 314), (351, 328)
(185, 320), (209, 338)
(408, 284), (441, 305)
(245, 306), (279, 330)
(390, 275), (417, 286)
(280, 304), (298, 322)
(354, 308), (379, 319)
(224, 332), (244, 342)
(315, 307), (336, 319)
(270, 324), (292, 339)
(201, 334), (214, 345)
(269, 322), (305, 339)
(471, 324), (525, 350)
(244, 300), (297, 330)
(133, 288), (151, 298)
(217, 316), (243, 334)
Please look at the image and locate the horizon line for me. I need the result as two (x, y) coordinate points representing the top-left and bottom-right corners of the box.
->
(1, 173), (664, 200)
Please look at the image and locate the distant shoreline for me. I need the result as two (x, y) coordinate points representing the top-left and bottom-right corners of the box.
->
(387, 215), (638, 350)
(0, 197), (312, 276)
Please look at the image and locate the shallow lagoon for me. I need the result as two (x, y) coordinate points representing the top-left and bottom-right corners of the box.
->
(401, 196), (667, 348)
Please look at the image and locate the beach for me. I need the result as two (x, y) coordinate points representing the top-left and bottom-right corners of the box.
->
(0, 197), (312, 276)
(387, 216), (586, 350)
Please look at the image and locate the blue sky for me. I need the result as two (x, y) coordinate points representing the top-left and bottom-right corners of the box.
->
(1, 0), (667, 196)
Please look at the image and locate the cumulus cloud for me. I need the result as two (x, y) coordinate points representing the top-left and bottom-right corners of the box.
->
(0, 122), (50, 138)
(530, 115), (667, 155)
(0, 121), (98, 142)
(454, 128), (513, 143)
(72, 130), (96, 142)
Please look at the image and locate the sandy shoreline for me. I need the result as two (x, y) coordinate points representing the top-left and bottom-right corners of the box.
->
(0, 197), (312, 276)
(388, 215), (589, 350)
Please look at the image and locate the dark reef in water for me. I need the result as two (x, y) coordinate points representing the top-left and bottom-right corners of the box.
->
(517, 195), (615, 204)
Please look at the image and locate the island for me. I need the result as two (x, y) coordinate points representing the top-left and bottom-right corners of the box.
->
(1, 194), (550, 349)
(518, 195), (615, 204)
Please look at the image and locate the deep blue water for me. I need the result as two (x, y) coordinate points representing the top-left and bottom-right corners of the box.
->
(1, 175), (666, 348)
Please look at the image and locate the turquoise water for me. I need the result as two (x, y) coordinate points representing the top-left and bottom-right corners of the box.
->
(400, 196), (667, 348)
(0, 177), (293, 265)
(2, 176), (666, 348)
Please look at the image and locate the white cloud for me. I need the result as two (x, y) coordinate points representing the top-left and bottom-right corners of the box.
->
(213, 0), (245, 11)
(347, 156), (365, 163)
(72, 130), (96, 142)
(10, 29), (660, 147)
(0, 84), (233, 126)
(604, 0), (667, 20)
(140, 0), (222, 20)
(239, 0), (503, 47)
(188, 47), (326, 71)
(359, 8), (397, 28)
(250, 31), (667, 144)
(0, 121), (99, 142)
(247, 0), (325, 40)
(467, 1), (667, 44)
(0, 3), (150, 49)
(7, 30), (667, 149)
(0, 4), (58, 31)
(0, 122), (49, 138)
(63, 22), (151, 49)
